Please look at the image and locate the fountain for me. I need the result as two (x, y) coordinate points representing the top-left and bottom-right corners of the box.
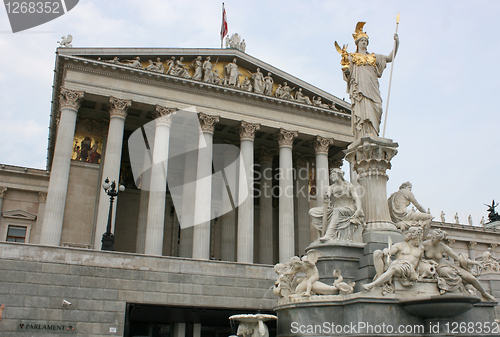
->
(229, 314), (277, 337)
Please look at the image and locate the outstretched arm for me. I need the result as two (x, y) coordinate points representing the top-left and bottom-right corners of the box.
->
(385, 34), (400, 62)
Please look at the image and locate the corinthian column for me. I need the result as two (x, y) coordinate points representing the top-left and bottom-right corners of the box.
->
(192, 113), (219, 260)
(94, 97), (131, 248)
(345, 137), (398, 231)
(295, 154), (311, 254)
(220, 144), (238, 262)
(237, 121), (260, 263)
(313, 136), (333, 211)
(40, 88), (84, 246)
(144, 106), (176, 256)
(276, 128), (298, 263)
(259, 147), (275, 264)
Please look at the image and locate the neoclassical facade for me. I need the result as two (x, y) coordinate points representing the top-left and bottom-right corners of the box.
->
(0, 46), (498, 336)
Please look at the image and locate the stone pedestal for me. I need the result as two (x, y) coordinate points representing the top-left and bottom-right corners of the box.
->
(306, 241), (365, 292)
(345, 136), (399, 232)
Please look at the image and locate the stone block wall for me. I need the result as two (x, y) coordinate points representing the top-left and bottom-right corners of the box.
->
(0, 242), (276, 337)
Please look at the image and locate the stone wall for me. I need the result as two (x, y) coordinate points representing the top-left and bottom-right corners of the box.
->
(0, 242), (276, 337)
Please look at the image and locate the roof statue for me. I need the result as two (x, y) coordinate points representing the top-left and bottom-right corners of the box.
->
(225, 33), (246, 52)
(335, 22), (399, 140)
(57, 35), (73, 48)
(485, 200), (500, 223)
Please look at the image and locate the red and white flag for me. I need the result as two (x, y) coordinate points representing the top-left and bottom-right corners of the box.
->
(220, 3), (228, 47)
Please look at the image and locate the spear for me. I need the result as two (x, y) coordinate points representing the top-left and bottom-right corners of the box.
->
(382, 13), (400, 138)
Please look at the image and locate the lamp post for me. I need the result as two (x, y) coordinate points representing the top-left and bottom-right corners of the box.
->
(101, 177), (125, 251)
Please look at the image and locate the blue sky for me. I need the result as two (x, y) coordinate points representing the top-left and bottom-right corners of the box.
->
(0, 0), (498, 226)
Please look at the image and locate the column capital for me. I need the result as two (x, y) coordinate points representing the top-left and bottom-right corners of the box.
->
(154, 105), (176, 126)
(345, 137), (398, 180)
(38, 191), (48, 203)
(198, 113), (220, 134)
(468, 241), (477, 248)
(313, 136), (333, 155)
(0, 187), (7, 199)
(259, 146), (276, 164)
(109, 97), (131, 119)
(275, 129), (298, 148)
(60, 88), (84, 111)
(239, 121), (261, 141)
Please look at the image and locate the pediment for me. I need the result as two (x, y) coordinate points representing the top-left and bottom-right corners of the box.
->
(2, 210), (37, 221)
(57, 47), (351, 114)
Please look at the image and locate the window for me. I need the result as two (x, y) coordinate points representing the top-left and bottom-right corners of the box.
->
(6, 225), (27, 243)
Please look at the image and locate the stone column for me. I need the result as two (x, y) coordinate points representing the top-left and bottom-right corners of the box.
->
(345, 137), (399, 232)
(259, 147), (275, 264)
(178, 139), (198, 258)
(192, 113), (219, 260)
(0, 187), (7, 230)
(144, 106), (176, 256)
(295, 154), (311, 254)
(173, 323), (186, 337)
(313, 137), (333, 210)
(33, 192), (47, 243)
(237, 121), (260, 263)
(40, 88), (84, 246)
(94, 97), (131, 248)
(276, 128), (298, 262)
(220, 145), (238, 262)
(135, 190), (149, 254)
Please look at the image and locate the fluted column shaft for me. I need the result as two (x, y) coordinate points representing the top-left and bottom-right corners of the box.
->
(40, 88), (84, 246)
(259, 149), (274, 264)
(314, 137), (333, 210)
(144, 106), (175, 255)
(276, 129), (298, 263)
(296, 155), (311, 254)
(192, 113), (219, 260)
(94, 97), (131, 248)
(237, 121), (260, 263)
(220, 146), (238, 261)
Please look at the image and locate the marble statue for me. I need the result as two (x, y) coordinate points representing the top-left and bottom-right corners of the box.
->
(363, 226), (424, 291)
(279, 82), (294, 100)
(333, 269), (355, 295)
(423, 229), (496, 301)
(121, 57), (142, 69)
(454, 212), (459, 224)
(172, 57), (190, 78)
(440, 211), (446, 223)
(225, 58), (240, 87)
(276, 250), (340, 297)
(241, 77), (253, 92)
(202, 56), (214, 82)
(263, 73), (274, 95)
(309, 168), (365, 242)
(337, 22), (399, 139)
(225, 33), (246, 52)
(250, 68), (265, 94)
(273, 263), (295, 299)
(274, 84), (282, 98)
(294, 88), (312, 105)
(166, 56), (176, 75)
(468, 214), (473, 226)
(388, 182), (433, 233)
(57, 35), (73, 48)
(145, 58), (164, 73)
(212, 69), (222, 85)
(191, 56), (203, 81)
(480, 216), (486, 227)
(99, 56), (120, 64)
(479, 247), (500, 274)
(312, 96), (330, 109)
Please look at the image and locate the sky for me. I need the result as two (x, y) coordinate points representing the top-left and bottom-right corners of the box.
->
(0, 0), (498, 227)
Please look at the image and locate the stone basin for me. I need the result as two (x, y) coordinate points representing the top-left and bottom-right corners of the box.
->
(399, 294), (481, 318)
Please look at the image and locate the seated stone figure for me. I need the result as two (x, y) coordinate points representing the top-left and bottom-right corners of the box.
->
(309, 168), (364, 242)
(363, 226), (424, 291)
(388, 182), (433, 233)
(423, 229), (496, 301)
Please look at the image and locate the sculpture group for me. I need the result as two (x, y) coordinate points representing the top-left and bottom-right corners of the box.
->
(96, 55), (340, 111)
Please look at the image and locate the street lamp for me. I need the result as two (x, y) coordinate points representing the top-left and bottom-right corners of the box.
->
(101, 177), (125, 251)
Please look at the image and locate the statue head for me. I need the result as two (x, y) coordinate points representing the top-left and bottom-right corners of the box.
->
(353, 22), (369, 52)
(430, 229), (447, 242)
(330, 168), (346, 182)
(399, 181), (412, 190)
(405, 226), (423, 247)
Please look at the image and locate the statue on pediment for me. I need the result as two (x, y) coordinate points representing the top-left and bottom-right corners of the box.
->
(145, 58), (164, 73)
(225, 58), (241, 87)
(166, 56), (176, 75)
(249, 68), (265, 94)
(57, 35), (73, 48)
(225, 33), (246, 52)
(295, 88), (312, 105)
(241, 77), (252, 91)
(202, 56), (214, 83)
(263, 72), (274, 95)
(172, 57), (191, 78)
(191, 56), (203, 81)
(120, 56), (142, 69)
(312, 96), (330, 109)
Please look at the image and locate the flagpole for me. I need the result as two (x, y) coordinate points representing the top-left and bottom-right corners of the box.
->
(382, 13), (400, 138)
(221, 3), (224, 48)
